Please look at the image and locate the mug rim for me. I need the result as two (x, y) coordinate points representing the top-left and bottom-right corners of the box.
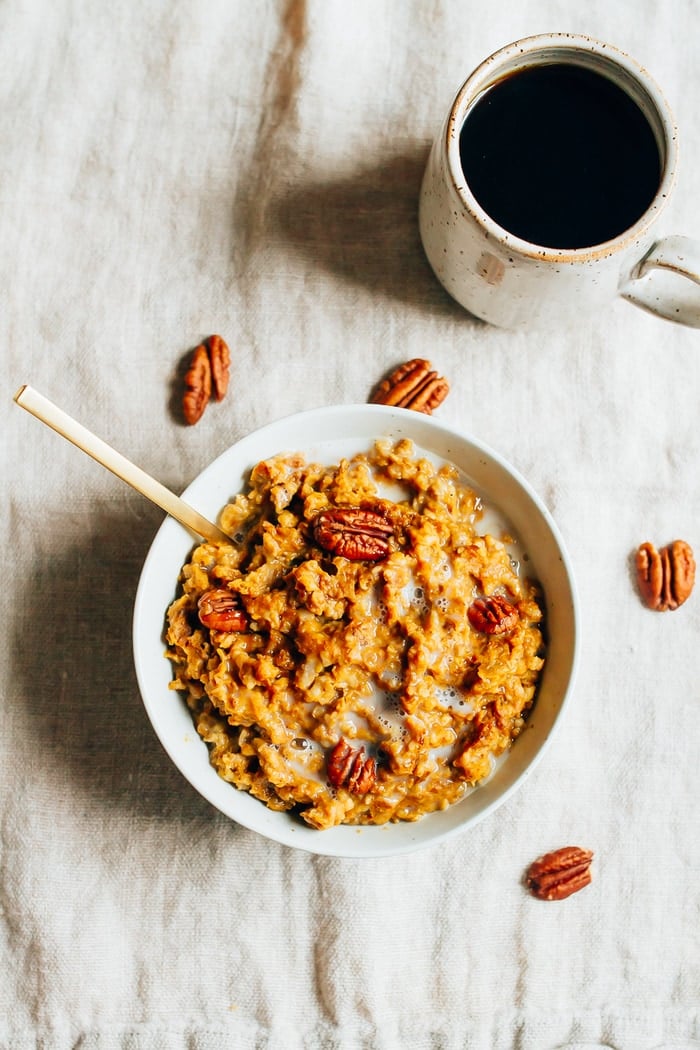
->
(445, 32), (679, 263)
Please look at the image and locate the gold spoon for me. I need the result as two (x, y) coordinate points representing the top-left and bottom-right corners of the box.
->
(14, 385), (231, 545)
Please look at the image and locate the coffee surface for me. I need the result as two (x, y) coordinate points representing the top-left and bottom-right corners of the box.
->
(459, 62), (662, 249)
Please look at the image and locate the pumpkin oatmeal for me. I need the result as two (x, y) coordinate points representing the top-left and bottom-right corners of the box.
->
(164, 438), (545, 830)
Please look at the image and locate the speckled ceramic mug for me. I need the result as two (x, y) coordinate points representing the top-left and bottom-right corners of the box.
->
(419, 33), (700, 329)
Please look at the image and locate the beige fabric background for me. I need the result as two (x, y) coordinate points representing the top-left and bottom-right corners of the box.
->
(3, 1), (700, 1047)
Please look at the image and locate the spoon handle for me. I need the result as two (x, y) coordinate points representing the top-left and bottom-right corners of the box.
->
(14, 385), (231, 545)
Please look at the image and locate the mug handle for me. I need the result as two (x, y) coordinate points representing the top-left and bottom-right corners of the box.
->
(622, 234), (700, 326)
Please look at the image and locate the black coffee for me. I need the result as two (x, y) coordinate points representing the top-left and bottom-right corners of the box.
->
(459, 62), (662, 249)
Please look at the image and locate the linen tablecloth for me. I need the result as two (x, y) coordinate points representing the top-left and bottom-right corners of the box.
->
(3, 2), (700, 1047)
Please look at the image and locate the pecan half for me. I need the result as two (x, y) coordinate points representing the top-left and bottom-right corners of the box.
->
(197, 588), (248, 632)
(208, 334), (230, 402)
(327, 739), (376, 793)
(371, 358), (449, 414)
(182, 334), (231, 424)
(312, 506), (394, 561)
(182, 344), (212, 425)
(526, 846), (593, 901)
(467, 595), (519, 634)
(636, 539), (695, 611)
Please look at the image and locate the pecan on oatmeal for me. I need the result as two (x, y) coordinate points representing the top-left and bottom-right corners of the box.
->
(327, 739), (376, 794)
(312, 506), (395, 561)
(197, 588), (248, 632)
(467, 595), (519, 634)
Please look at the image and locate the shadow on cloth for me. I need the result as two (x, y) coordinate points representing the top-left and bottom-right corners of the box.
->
(264, 145), (484, 324)
(13, 499), (226, 827)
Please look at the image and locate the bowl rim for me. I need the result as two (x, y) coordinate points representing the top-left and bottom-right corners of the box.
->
(132, 403), (580, 858)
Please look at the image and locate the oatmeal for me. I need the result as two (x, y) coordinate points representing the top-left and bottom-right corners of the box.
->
(164, 439), (545, 830)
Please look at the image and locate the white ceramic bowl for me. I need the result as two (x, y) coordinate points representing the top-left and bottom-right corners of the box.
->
(133, 404), (578, 857)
